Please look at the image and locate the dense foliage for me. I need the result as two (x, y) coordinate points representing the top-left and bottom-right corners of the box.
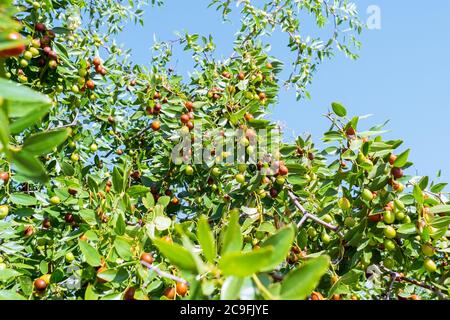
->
(0, 0), (448, 300)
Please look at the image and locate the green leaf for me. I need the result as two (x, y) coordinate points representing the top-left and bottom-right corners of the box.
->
(429, 205), (450, 215)
(114, 237), (132, 261)
(219, 247), (274, 277)
(260, 225), (295, 271)
(0, 108), (9, 153)
(79, 209), (97, 226)
(112, 167), (123, 193)
(22, 128), (70, 156)
(9, 193), (38, 206)
(127, 185), (149, 197)
(280, 255), (330, 300)
(221, 209), (243, 255)
(152, 238), (197, 272)
(0, 78), (51, 118)
(10, 105), (50, 134)
(220, 276), (244, 300)
(84, 284), (99, 300)
(397, 223), (416, 234)
(11, 150), (48, 183)
(115, 213), (126, 235)
(331, 102), (347, 117)
(0, 290), (26, 300)
(413, 184), (424, 205)
(78, 240), (102, 267)
(0, 268), (21, 281)
(197, 215), (216, 263)
(157, 196), (170, 207)
(393, 149), (410, 168)
(154, 215), (172, 231)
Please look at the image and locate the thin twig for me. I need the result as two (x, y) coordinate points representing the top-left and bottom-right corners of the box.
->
(380, 265), (447, 299)
(287, 189), (343, 236)
(141, 261), (188, 285)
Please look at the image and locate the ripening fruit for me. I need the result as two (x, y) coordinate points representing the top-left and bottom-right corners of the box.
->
(49, 196), (61, 205)
(423, 258), (437, 273)
(0, 33), (26, 57)
(185, 101), (194, 111)
(310, 291), (324, 300)
(140, 252), (154, 265)
(176, 282), (188, 297)
(391, 167), (404, 179)
(278, 165), (289, 176)
(383, 210), (395, 224)
(93, 56), (101, 66)
(86, 79), (95, 90)
(185, 165), (194, 176)
(389, 154), (397, 165)
(123, 287), (136, 300)
(0, 205), (9, 219)
(151, 120), (161, 131)
(238, 164), (247, 173)
(338, 197), (351, 210)
(65, 252), (75, 263)
(344, 217), (356, 228)
(244, 113), (254, 121)
(164, 287), (176, 300)
(361, 189), (374, 202)
(48, 59), (57, 69)
(90, 143), (98, 152)
(34, 278), (47, 291)
(322, 214), (333, 223)
(235, 174), (246, 184)
(180, 114), (190, 124)
(384, 239), (396, 251)
(384, 226), (397, 239)
(421, 243), (435, 257)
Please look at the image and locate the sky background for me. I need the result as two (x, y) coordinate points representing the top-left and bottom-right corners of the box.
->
(116, 0), (450, 184)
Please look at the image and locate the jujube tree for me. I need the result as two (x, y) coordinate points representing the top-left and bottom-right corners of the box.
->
(0, 0), (448, 300)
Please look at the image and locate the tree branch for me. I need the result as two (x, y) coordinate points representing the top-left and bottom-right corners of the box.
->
(141, 261), (188, 285)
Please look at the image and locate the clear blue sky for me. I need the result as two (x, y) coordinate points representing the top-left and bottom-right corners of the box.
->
(116, 0), (450, 184)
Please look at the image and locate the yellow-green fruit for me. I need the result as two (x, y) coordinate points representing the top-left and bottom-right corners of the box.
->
(383, 211), (395, 224)
(65, 252), (75, 263)
(90, 143), (98, 152)
(424, 258), (437, 273)
(185, 165), (194, 176)
(275, 176), (285, 185)
(235, 174), (246, 184)
(70, 153), (80, 162)
(307, 227), (317, 238)
(321, 232), (331, 244)
(49, 196), (61, 205)
(322, 214), (333, 223)
(0, 263), (6, 270)
(361, 189), (374, 202)
(338, 197), (351, 210)
(344, 217), (356, 228)
(384, 239), (396, 251)
(23, 50), (33, 60)
(402, 215), (411, 223)
(383, 257), (395, 269)
(238, 164), (247, 173)
(384, 226), (396, 239)
(394, 199), (405, 211)
(0, 205), (9, 219)
(421, 244), (434, 257)
(395, 210), (406, 221)
(211, 167), (220, 177)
